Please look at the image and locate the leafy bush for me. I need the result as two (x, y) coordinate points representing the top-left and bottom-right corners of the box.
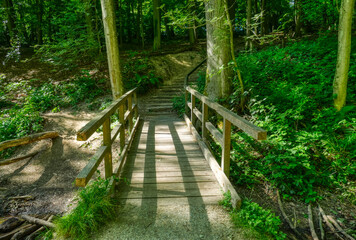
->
(55, 176), (116, 240)
(228, 36), (356, 202)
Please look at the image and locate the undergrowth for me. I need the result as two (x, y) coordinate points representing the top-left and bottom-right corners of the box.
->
(220, 192), (286, 240)
(55, 175), (117, 240)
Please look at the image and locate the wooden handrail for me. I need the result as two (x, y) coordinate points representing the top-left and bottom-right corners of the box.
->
(184, 85), (267, 209)
(75, 88), (140, 187)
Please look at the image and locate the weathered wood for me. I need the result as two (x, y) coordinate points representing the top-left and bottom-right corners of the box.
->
(0, 132), (58, 151)
(186, 86), (267, 140)
(184, 114), (241, 209)
(0, 152), (40, 166)
(0, 218), (24, 233)
(134, 92), (138, 118)
(77, 88), (136, 141)
(318, 205), (344, 240)
(222, 118), (231, 177)
(10, 224), (41, 240)
(119, 104), (125, 151)
(118, 188), (221, 199)
(0, 224), (31, 240)
(193, 108), (202, 122)
(202, 103), (208, 141)
(308, 204), (319, 240)
(326, 215), (355, 240)
(25, 215), (54, 240)
(111, 123), (123, 144)
(103, 118), (112, 179)
(191, 94), (196, 127)
(20, 215), (54, 228)
(185, 90), (189, 115)
(128, 96), (133, 132)
(76, 146), (109, 187)
(205, 122), (223, 146)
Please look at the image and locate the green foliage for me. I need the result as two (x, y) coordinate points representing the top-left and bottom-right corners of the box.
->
(55, 176), (116, 240)
(219, 192), (286, 240)
(123, 51), (161, 93)
(172, 95), (186, 117)
(228, 36), (356, 202)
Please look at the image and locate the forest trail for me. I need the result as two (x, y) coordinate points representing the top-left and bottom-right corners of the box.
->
(93, 55), (249, 240)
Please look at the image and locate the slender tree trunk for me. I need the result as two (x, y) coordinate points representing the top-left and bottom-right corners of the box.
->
(295, 0), (302, 37)
(100, 0), (123, 99)
(260, 0), (266, 35)
(204, 0), (232, 99)
(127, 2), (132, 43)
(118, 0), (123, 45)
(139, 0), (144, 48)
(246, 0), (253, 50)
(84, 0), (95, 42)
(333, 0), (355, 110)
(4, 0), (16, 42)
(153, 0), (161, 51)
(36, 0), (44, 44)
(254, 0), (258, 35)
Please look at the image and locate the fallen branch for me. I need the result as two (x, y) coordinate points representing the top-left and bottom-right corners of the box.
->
(25, 215), (54, 240)
(0, 151), (40, 166)
(318, 204), (343, 240)
(326, 215), (355, 240)
(10, 224), (41, 240)
(0, 218), (24, 233)
(308, 204), (319, 240)
(0, 131), (59, 151)
(20, 215), (55, 229)
(0, 224), (31, 240)
(276, 190), (303, 238)
(319, 210), (325, 240)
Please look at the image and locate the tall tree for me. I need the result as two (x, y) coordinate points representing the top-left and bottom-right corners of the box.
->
(36, 0), (44, 44)
(4, 0), (16, 42)
(100, 0), (123, 99)
(333, 0), (355, 110)
(204, 0), (233, 99)
(153, 0), (161, 51)
(260, 0), (266, 35)
(246, 0), (253, 50)
(295, 0), (302, 37)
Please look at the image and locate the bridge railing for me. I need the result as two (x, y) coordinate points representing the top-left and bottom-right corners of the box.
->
(184, 86), (267, 208)
(75, 88), (140, 187)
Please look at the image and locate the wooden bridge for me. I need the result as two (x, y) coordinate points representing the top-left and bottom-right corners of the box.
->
(75, 64), (267, 210)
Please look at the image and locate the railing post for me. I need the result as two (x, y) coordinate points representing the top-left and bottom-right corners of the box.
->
(202, 103), (208, 141)
(222, 118), (231, 177)
(128, 95), (133, 132)
(134, 91), (138, 119)
(103, 118), (112, 178)
(119, 104), (125, 152)
(185, 88), (189, 116)
(191, 93), (196, 126)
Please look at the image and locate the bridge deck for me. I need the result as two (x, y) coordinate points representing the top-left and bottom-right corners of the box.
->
(117, 114), (223, 206)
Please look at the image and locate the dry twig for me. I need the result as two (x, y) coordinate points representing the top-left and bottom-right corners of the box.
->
(308, 204), (319, 240)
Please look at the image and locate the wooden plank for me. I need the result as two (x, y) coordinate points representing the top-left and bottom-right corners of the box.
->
(111, 123), (123, 143)
(103, 118), (112, 179)
(129, 170), (214, 178)
(123, 182), (221, 191)
(191, 94), (196, 126)
(134, 92), (138, 118)
(77, 88), (136, 141)
(76, 146), (109, 187)
(119, 196), (222, 206)
(205, 122), (223, 146)
(122, 165), (211, 173)
(184, 114), (241, 209)
(187, 102), (192, 110)
(119, 104), (125, 151)
(193, 108), (202, 122)
(186, 86), (267, 140)
(117, 188), (221, 199)
(202, 103), (208, 141)
(222, 118), (231, 177)
(126, 175), (217, 184)
(0, 131), (59, 151)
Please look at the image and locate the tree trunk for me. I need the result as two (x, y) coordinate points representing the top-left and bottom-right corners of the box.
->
(260, 0), (266, 35)
(295, 0), (302, 37)
(139, 0), (144, 48)
(84, 0), (95, 42)
(204, 0), (233, 99)
(4, 0), (16, 42)
(36, 0), (44, 44)
(188, 0), (197, 45)
(333, 0), (355, 111)
(246, 0), (253, 50)
(153, 0), (161, 51)
(118, 0), (123, 45)
(100, 0), (124, 99)
(127, 1), (132, 43)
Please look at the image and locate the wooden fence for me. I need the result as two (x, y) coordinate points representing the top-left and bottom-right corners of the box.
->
(184, 86), (267, 208)
(75, 88), (140, 187)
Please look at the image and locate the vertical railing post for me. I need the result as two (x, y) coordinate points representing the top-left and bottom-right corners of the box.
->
(103, 118), (112, 178)
(202, 102), (208, 141)
(119, 104), (125, 152)
(191, 93), (196, 127)
(222, 118), (231, 177)
(185, 88), (189, 116)
(134, 91), (138, 119)
(128, 95), (133, 132)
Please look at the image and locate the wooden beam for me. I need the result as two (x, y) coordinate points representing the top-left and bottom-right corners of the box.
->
(111, 123), (123, 144)
(0, 131), (58, 151)
(0, 151), (40, 166)
(222, 118), (231, 177)
(184, 114), (241, 209)
(76, 146), (109, 187)
(77, 88), (136, 141)
(103, 118), (112, 179)
(186, 86), (267, 140)
(205, 122), (223, 146)
(202, 103), (208, 141)
(193, 108), (202, 122)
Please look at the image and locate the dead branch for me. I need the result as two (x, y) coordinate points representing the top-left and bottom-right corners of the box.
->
(25, 215), (54, 240)
(0, 151), (40, 166)
(20, 215), (55, 229)
(319, 210), (325, 240)
(326, 215), (355, 240)
(10, 224), (41, 240)
(308, 204), (319, 240)
(0, 224), (31, 240)
(8, 196), (34, 201)
(0, 218), (24, 233)
(0, 131), (59, 151)
(276, 190), (303, 238)
(318, 204), (344, 240)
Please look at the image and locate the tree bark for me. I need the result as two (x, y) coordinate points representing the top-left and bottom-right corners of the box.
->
(295, 0), (302, 37)
(153, 0), (161, 51)
(333, 0), (355, 111)
(36, 0), (44, 44)
(260, 0), (266, 35)
(246, 0), (253, 50)
(204, 0), (233, 99)
(100, 0), (124, 99)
